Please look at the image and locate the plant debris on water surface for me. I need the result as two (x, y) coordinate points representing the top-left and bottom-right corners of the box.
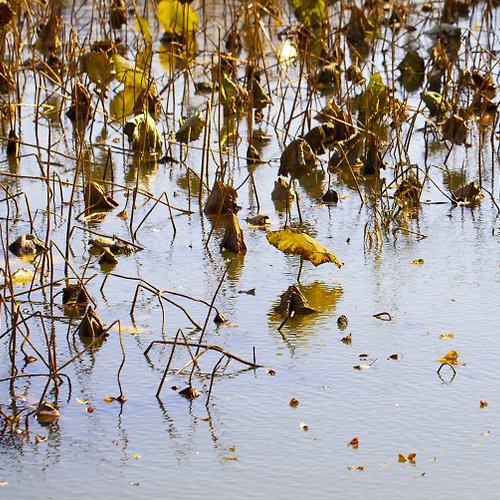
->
(0, 0), (499, 494)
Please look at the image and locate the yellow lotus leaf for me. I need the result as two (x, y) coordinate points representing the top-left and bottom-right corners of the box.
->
(438, 350), (460, 365)
(134, 15), (152, 43)
(157, 0), (198, 34)
(110, 88), (137, 120)
(9, 268), (35, 285)
(80, 51), (115, 86)
(267, 229), (342, 268)
(112, 54), (155, 92)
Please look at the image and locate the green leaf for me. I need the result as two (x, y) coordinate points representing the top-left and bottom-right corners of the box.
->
(398, 51), (425, 92)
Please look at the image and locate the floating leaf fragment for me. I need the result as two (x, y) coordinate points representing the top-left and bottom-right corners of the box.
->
(438, 350), (461, 365)
(349, 437), (359, 448)
(35, 434), (48, 444)
(412, 258), (425, 265)
(246, 214), (271, 227)
(104, 396), (116, 404)
(399, 453), (416, 464)
(439, 333), (455, 340)
(289, 398), (299, 408)
(133, 453), (141, 460)
(86, 406), (95, 413)
(341, 333), (352, 345)
(299, 422), (309, 431)
(347, 465), (365, 471)
(480, 400), (488, 408)
(76, 399), (89, 405)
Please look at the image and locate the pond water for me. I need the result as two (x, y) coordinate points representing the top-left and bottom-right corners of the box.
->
(1, 0), (500, 498)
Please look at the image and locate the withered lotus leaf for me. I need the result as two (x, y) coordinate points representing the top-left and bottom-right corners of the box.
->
(204, 180), (239, 215)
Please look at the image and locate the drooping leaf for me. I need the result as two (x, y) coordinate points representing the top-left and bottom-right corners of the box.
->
(398, 51), (425, 92)
(279, 138), (316, 179)
(157, 0), (198, 35)
(123, 113), (163, 153)
(112, 53), (155, 92)
(134, 15), (152, 43)
(267, 229), (342, 268)
(220, 214), (247, 254)
(80, 51), (115, 87)
(421, 91), (451, 117)
(175, 111), (206, 143)
(289, 0), (327, 29)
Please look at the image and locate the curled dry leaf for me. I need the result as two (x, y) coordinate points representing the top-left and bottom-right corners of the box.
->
(246, 214), (270, 227)
(279, 138), (316, 179)
(394, 174), (423, 208)
(0, 1), (13, 28)
(78, 308), (107, 339)
(299, 422), (309, 431)
(271, 177), (296, 202)
(275, 285), (317, 316)
(452, 181), (483, 204)
(289, 398), (299, 408)
(480, 400), (488, 408)
(214, 312), (228, 324)
(110, 0), (127, 29)
(175, 111), (206, 144)
(66, 81), (92, 129)
(62, 284), (91, 311)
(341, 333), (352, 345)
(399, 453), (416, 464)
(220, 214), (247, 254)
(347, 465), (365, 471)
(443, 114), (469, 145)
(124, 113), (163, 153)
(321, 188), (339, 203)
(204, 180), (239, 215)
(85, 181), (119, 212)
(179, 386), (201, 400)
(36, 401), (60, 425)
(8, 234), (46, 258)
(439, 333), (455, 339)
(99, 247), (119, 267)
